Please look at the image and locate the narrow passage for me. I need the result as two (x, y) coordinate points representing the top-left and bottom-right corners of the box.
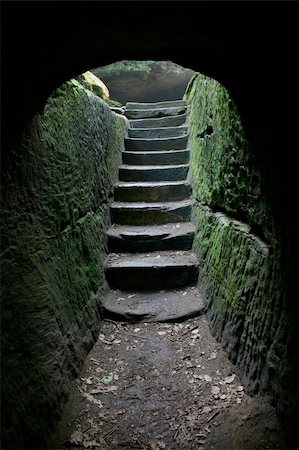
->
(54, 100), (285, 449)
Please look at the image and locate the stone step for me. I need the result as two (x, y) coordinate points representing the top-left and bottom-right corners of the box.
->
(104, 251), (199, 290)
(125, 135), (188, 151)
(126, 100), (186, 110)
(107, 222), (195, 253)
(124, 106), (186, 120)
(114, 181), (191, 202)
(122, 150), (190, 166)
(119, 164), (189, 182)
(129, 114), (187, 129)
(110, 200), (192, 225)
(128, 126), (188, 139)
(102, 286), (204, 322)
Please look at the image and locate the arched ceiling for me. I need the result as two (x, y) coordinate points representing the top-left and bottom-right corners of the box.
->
(2, 2), (297, 168)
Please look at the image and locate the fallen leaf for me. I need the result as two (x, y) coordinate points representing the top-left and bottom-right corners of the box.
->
(208, 352), (217, 360)
(127, 294), (136, 299)
(212, 386), (220, 395)
(69, 430), (83, 444)
(102, 374), (113, 384)
(134, 328), (140, 333)
(225, 374), (236, 384)
(82, 392), (103, 407)
(113, 339), (122, 344)
(81, 377), (93, 385)
(204, 375), (212, 382)
(202, 406), (212, 413)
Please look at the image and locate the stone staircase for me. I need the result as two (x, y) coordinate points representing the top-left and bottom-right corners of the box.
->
(103, 100), (204, 322)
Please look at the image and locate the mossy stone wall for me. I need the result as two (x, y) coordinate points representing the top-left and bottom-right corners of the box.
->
(1, 80), (126, 449)
(186, 74), (297, 437)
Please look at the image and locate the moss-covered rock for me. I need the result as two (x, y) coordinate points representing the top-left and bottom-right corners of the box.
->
(186, 74), (297, 435)
(80, 71), (110, 100)
(0, 80), (125, 448)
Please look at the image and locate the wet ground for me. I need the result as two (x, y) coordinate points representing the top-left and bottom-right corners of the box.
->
(53, 316), (287, 450)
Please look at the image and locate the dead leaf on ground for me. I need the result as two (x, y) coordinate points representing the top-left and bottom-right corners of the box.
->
(81, 377), (93, 385)
(82, 392), (104, 407)
(69, 430), (83, 444)
(225, 374), (236, 384)
(211, 386), (220, 395)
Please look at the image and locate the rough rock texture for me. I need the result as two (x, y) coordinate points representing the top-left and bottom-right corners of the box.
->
(80, 71), (110, 100)
(0, 80), (126, 449)
(186, 74), (297, 437)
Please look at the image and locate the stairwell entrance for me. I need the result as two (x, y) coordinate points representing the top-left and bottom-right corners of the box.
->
(103, 99), (204, 321)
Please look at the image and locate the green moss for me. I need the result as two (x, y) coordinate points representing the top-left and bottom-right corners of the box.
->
(1, 80), (126, 448)
(187, 76), (296, 428)
(186, 74), (270, 239)
(92, 60), (156, 79)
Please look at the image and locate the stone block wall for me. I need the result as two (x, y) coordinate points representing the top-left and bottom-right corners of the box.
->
(186, 74), (297, 438)
(1, 80), (126, 448)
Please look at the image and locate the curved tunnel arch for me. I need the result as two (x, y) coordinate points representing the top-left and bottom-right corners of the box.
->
(3, 1), (296, 152)
(1, 2), (298, 448)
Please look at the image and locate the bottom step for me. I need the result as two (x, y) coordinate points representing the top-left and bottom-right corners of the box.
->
(104, 250), (199, 290)
(101, 286), (205, 322)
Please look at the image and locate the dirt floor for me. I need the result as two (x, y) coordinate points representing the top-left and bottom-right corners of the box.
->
(53, 315), (287, 450)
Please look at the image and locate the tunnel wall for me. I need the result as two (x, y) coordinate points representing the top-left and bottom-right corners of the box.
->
(0, 80), (126, 449)
(186, 74), (297, 435)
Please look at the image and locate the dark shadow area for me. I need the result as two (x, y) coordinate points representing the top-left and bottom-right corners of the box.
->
(1, 1), (298, 448)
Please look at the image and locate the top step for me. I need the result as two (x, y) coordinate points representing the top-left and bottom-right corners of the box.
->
(126, 100), (186, 110)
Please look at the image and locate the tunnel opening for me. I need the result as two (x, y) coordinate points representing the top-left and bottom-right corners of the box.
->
(1, 3), (298, 449)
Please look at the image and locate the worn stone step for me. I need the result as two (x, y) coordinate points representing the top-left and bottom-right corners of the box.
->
(101, 286), (204, 322)
(124, 106), (186, 120)
(107, 222), (195, 253)
(119, 164), (189, 182)
(104, 251), (199, 290)
(128, 126), (188, 139)
(126, 100), (186, 110)
(129, 114), (187, 129)
(125, 135), (188, 151)
(122, 150), (190, 166)
(110, 200), (192, 225)
(114, 181), (191, 202)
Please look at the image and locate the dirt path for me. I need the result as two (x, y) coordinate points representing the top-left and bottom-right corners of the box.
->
(53, 316), (286, 450)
